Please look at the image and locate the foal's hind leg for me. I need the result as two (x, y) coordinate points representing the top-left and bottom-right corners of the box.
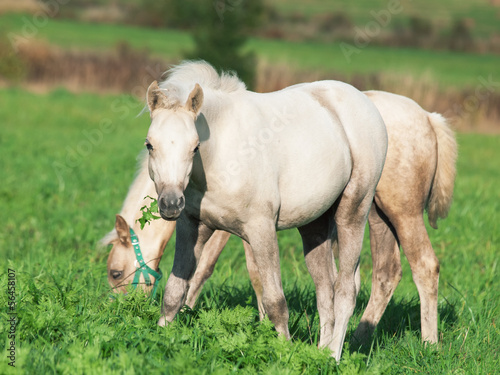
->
(330, 191), (375, 361)
(394, 216), (439, 344)
(298, 213), (336, 348)
(185, 230), (231, 308)
(332, 227), (360, 295)
(352, 202), (402, 346)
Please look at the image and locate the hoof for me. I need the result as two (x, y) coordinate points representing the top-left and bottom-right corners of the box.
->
(158, 316), (168, 327)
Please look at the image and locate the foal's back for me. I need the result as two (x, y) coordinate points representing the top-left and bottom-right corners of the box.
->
(224, 80), (387, 230)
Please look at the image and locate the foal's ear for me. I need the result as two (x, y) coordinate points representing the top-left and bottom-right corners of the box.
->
(147, 81), (170, 113)
(185, 83), (204, 116)
(115, 215), (131, 245)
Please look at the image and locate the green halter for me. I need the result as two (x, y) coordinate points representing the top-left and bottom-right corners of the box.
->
(130, 227), (163, 298)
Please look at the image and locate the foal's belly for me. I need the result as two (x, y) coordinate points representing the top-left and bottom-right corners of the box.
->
(275, 133), (352, 230)
(276, 176), (350, 230)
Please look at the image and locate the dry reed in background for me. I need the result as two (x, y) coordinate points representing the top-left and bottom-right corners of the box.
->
(2, 41), (498, 133)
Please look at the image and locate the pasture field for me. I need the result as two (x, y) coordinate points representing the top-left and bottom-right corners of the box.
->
(2, 13), (500, 89)
(4, 0), (500, 39)
(0, 88), (499, 374)
(272, 0), (500, 38)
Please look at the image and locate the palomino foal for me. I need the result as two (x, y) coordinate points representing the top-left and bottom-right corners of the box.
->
(143, 61), (387, 361)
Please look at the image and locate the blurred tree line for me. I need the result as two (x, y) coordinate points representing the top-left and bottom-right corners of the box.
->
(5, 0), (491, 88)
(137, 0), (265, 88)
(38, 0), (490, 63)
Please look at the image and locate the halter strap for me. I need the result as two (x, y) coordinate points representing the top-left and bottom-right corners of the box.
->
(130, 227), (163, 298)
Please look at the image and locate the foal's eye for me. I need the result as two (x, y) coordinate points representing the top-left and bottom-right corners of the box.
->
(193, 143), (200, 153)
(110, 270), (123, 280)
(145, 141), (153, 151)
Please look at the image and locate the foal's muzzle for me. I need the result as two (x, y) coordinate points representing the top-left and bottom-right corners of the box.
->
(158, 191), (185, 220)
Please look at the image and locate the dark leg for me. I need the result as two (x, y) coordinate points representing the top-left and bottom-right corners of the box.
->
(298, 212), (336, 347)
(158, 213), (214, 326)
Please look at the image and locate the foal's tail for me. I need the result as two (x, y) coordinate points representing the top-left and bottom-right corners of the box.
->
(426, 113), (458, 229)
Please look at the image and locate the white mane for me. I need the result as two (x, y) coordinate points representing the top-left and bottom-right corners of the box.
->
(158, 60), (246, 105)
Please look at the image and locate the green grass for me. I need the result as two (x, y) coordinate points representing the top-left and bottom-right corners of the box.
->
(0, 13), (192, 57)
(2, 13), (500, 89)
(0, 88), (499, 373)
(247, 38), (500, 88)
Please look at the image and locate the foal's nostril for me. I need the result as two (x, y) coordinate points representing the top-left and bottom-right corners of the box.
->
(178, 196), (184, 208)
(159, 196), (168, 211)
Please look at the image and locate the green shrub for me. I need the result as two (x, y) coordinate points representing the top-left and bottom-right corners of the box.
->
(182, 0), (264, 89)
(0, 31), (26, 82)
